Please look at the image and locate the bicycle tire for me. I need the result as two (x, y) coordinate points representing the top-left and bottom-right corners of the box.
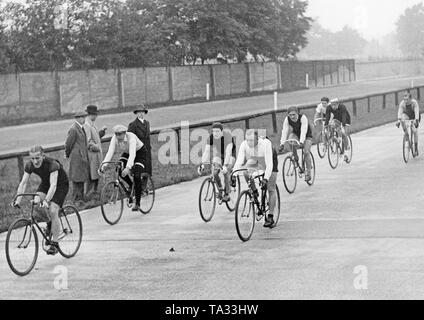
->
(345, 135), (353, 164)
(328, 138), (340, 169)
(270, 185), (281, 228)
(140, 174), (155, 214)
(282, 156), (297, 194)
(317, 132), (327, 159)
(306, 152), (316, 186)
(403, 134), (410, 163)
(100, 181), (124, 225)
(198, 178), (217, 222)
(58, 205), (83, 258)
(235, 190), (256, 242)
(5, 218), (38, 277)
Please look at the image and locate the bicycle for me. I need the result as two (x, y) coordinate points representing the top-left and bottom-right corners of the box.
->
(5, 194), (83, 276)
(281, 139), (316, 194)
(327, 122), (353, 169)
(232, 168), (281, 242)
(314, 118), (329, 159)
(100, 160), (155, 225)
(397, 120), (418, 163)
(198, 162), (240, 223)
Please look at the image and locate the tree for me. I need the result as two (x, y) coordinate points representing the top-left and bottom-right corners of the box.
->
(396, 3), (424, 58)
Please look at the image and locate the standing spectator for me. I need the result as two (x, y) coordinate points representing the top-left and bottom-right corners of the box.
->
(65, 111), (90, 202)
(128, 104), (152, 194)
(83, 105), (107, 196)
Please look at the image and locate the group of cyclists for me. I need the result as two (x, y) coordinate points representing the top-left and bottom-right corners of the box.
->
(10, 89), (421, 256)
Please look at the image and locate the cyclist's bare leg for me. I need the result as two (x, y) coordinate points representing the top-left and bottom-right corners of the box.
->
(401, 114), (410, 139)
(304, 139), (313, 172)
(48, 202), (61, 243)
(285, 134), (299, 160)
(223, 159), (235, 195)
(213, 168), (223, 194)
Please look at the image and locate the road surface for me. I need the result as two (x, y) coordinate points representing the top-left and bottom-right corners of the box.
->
(1, 75), (424, 154)
(1, 122), (424, 299)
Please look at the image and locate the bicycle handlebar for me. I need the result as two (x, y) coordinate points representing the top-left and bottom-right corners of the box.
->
(230, 168), (265, 181)
(282, 139), (302, 147)
(314, 118), (325, 125)
(201, 162), (223, 170)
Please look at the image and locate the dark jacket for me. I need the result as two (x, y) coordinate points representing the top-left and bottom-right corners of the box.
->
(128, 118), (152, 175)
(325, 104), (351, 126)
(65, 122), (90, 182)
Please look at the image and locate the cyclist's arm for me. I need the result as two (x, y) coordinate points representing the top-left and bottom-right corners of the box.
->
(201, 144), (211, 164)
(15, 172), (30, 204)
(127, 134), (144, 169)
(233, 141), (246, 172)
(300, 115), (308, 144)
(224, 143), (234, 166)
(280, 117), (289, 145)
(102, 135), (117, 164)
(264, 140), (273, 181)
(414, 100), (420, 120)
(45, 171), (58, 203)
(397, 101), (404, 120)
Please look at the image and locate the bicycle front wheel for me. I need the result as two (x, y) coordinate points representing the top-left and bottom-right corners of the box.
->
(307, 152), (316, 186)
(317, 132), (327, 159)
(58, 205), (83, 258)
(328, 138), (340, 169)
(140, 174), (155, 214)
(5, 218), (39, 276)
(225, 176), (241, 212)
(345, 135), (353, 164)
(100, 181), (124, 225)
(282, 156), (297, 194)
(198, 178), (217, 222)
(235, 190), (256, 242)
(403, 134), (410, 163)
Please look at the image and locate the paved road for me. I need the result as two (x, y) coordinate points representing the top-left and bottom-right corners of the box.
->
(1, 122), (424, 299)
(1, 75), (424, 154)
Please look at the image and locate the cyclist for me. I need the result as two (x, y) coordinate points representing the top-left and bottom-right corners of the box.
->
(280, 106), (313, 182)
(314, 97), (330, 126)
(233, 129), (279, 228)
(13, 146), (70, 256)
(198, 122), (236, 202)
(397, 91), (420, 155)
(100, 125), (145, 212)
(325, 98), (351, 160)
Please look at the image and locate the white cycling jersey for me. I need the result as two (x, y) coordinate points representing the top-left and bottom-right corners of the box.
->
(316, 102), (328, 115)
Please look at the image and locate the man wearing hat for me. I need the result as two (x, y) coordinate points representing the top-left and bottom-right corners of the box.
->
(83, 105), (108, 196)
(128, 104), (152, 194)
(65, 110), (90, 202)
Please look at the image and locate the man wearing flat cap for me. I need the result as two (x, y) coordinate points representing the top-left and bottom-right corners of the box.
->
(128, 104), (152, 194)
(65, 110), (90, 202)
(83, 105), (108, 196)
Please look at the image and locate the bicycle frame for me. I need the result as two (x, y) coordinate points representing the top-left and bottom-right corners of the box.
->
(283, 139), (307, 174)
(231, 168), (267, 216)
(101, 161), (134, 197)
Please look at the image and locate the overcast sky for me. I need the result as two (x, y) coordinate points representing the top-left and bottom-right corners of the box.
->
(307, 0), (423, 40)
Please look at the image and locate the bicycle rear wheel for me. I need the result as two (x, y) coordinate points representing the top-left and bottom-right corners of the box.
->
(198, 178), (217, 222)
(5, 218), (38, 276)
(100, 181), (124, 225)
(140, 174), (155, 214)
(317, 132), (327, 159)
(235, 190), (256, 242)
(282, 156), (297, 194)
(58, 205), (83, 258)
(403, 134), (410, 163)
(328, 138), (340, 169)
(225, 176), (240, 212)
(306, 152), (316, 186)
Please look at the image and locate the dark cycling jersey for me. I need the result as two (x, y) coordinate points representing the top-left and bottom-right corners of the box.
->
(325, 104), (351, 126)
(24, 157), (69, 187)
(287, 113), (313, 139)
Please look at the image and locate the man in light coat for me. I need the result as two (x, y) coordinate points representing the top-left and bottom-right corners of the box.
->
(83, 105), (107, 196)
(65, 111), (90, 202)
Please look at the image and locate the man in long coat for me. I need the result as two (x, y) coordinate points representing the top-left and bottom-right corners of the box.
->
(65, 111), (90, 201)
(83, 105), (107, 196)
(128, 104), (152, 193)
